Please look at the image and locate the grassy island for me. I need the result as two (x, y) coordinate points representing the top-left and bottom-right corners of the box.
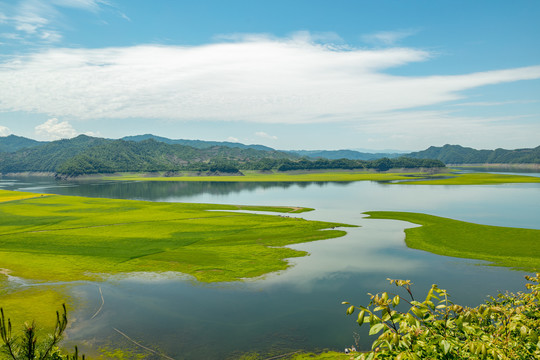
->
(364, 211), (540, 271)
(0, 189), (351, 325)
(399, 172), (540, 185)
(103, 170), (540, 185)
(104, 170), (432, 182)
(0, 190), (350, 283)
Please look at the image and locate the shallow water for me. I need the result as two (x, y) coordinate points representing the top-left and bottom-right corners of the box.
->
(1, 176), (539, 359)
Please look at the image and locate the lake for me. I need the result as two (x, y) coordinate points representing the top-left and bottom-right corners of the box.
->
(1, 175), (539, 359)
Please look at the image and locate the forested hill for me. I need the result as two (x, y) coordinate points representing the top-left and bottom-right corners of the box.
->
(0, 134), (44, 152)
(407, 144), (540, 164)
(122, 134), (275, 151)
(1, 134), (536, 176)
(0, 134), (445, 176)
(0, 135), (108, 173)
(0, 135), (294, 176)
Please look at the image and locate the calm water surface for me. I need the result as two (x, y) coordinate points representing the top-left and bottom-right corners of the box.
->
(1, 176), (539, 359)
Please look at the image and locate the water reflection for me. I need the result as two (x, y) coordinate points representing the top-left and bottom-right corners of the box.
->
(1, 176), (350, 201)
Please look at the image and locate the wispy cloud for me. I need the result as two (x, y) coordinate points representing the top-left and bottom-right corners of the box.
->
(226, 136), (239, 142)
(0, 33), (539, 149)
(361, 29), (419, 46)
(51, 0), (107, 12)
(255, 132), (278, 140)
(35, 118), (78, 140)
(0, 125), (11, 136)
(0, 0), (115, 44)
(450, 100), (539, 107)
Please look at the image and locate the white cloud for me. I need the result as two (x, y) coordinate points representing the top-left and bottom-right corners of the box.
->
(0, 34), (538, 143)
(0, 126), (11, 136)
(255, 132), (278, 140)
(361, 29), (418, 46)
(451, 100), (539, 107)
(1, 0), (112, 44)
(35, 118), (78, 140)
(51, 0), (106, 12)
(226, 136), (239, 142)
(0, 32), (22, 40)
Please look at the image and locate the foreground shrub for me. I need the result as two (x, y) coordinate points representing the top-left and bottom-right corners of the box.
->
(0, 305), (83, 360)
(343, 274), (540, 359)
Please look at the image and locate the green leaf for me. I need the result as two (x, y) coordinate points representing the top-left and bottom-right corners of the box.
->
(411, 307), (423, 318)
(440, 339), (451, 354)
(369, 323), (385, 335)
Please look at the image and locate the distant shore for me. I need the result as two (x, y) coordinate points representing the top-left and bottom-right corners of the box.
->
(450, 163), (540, 171)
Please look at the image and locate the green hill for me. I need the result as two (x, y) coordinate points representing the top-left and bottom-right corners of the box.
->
(0, 135), (294, 176)
(0, 135), (44, 152)
(122, 134), (275, 152)
(56, 138), (293, 176)
(0, 135), (108, 173)
(1, 135), (535, 176)
(408, 144), (540, 164)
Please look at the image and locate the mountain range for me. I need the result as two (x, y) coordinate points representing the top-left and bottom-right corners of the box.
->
(0, 134), (538, 176)
(0, 135), (293, 176)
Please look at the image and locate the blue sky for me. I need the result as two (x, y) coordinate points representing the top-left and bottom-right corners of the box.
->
(0, 0), (539, 151)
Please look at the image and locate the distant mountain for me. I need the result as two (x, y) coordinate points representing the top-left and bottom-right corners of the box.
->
(0, 135), (294, 176)
(56, 138), (294, 176)
(0, 135), (109, 173)
(1, 134), (537, 176)
(352, 148), (410, 154)
(0, 135), (43, 152)
(122, 134), (275, 152)
(407, 144), (540, 164)
(287, 149), (401, 160)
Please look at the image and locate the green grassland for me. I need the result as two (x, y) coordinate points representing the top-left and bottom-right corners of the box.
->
(0, 190), (350, 283)
(103, 170), (540, 185)
(0, 189), (350, 327)
(364, 211), (540, 271)
(400, 172), (540, 185)
(105, 170), (427, 182)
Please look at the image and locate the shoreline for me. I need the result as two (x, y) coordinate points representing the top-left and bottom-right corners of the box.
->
(450, 163), (540, 171)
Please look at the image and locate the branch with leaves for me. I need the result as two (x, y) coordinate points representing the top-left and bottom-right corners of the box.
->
(343, 274), (540, 360)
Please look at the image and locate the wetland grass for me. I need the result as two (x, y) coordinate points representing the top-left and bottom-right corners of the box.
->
(104, 170), (540, 185)
(0, 190), (350, 283)
(399, 172), (540, 185)
(364, 211), (540, 271)
(104, 170), (436, 183)
(0, 189), (351, 326)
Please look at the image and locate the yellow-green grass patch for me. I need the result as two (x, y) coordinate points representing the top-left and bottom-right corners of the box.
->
(103, 170), (439, 183)
(0, 191), (351, 283)
(103, 170), (540, 185)
(0, 189), (48, 202)
(364, 211), (540, 271)
(0, 285), (70, 330)
(398, 172), (540, 185)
